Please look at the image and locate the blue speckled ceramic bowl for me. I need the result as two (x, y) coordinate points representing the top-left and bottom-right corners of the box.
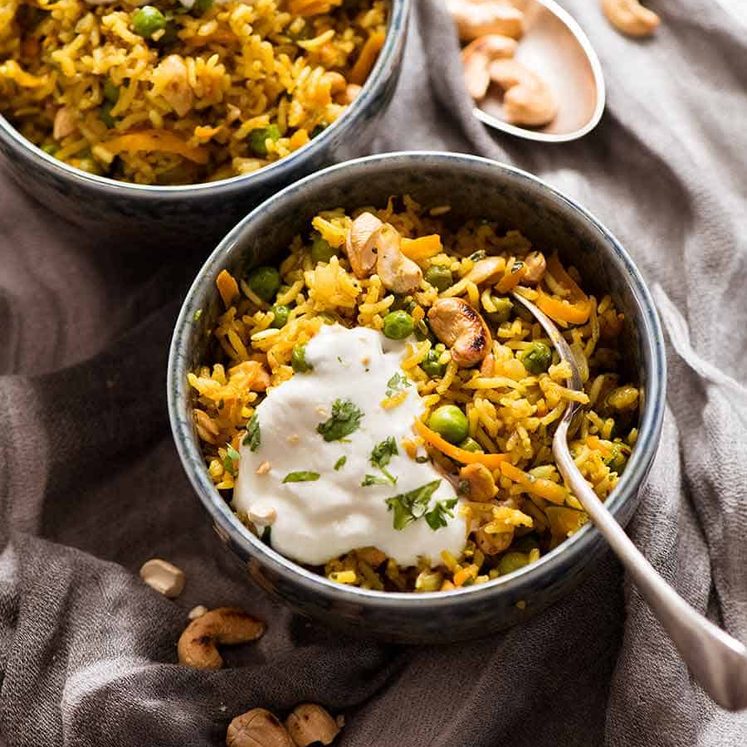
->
(0, 0), (409, 247)
(168, 152), (666, 643)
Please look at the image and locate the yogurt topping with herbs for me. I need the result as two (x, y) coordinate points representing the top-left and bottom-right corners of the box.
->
(233, 324), (467, 567)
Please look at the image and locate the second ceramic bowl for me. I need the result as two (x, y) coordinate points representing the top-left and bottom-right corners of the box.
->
(168, 152), (666, 643)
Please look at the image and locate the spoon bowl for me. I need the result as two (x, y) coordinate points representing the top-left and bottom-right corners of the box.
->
(474, 0), (605, 142)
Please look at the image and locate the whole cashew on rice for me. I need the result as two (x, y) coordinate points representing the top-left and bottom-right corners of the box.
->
(602, 0), (660, 37)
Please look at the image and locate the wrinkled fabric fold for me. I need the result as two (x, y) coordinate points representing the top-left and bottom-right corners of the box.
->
(1, 0), (746, 745)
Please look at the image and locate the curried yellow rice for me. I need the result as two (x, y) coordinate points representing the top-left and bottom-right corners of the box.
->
(189, 196), (640, 592)
(0, 0), (388, 184)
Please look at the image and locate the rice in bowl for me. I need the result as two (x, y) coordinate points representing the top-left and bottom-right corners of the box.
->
(0, 0), (388, 184)
(188, 196), (640, 592)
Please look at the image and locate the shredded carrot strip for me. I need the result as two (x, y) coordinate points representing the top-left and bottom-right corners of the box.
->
(216, 270), (239, 307)
(103, 130), (209, 164)
(496, 263), (527, 293)
(401, 235), (443, 261)
(414, 420), (508, 469)
(536, 254), (592, 324)
(499, 462), (567, 505)
(289, 0), (343, 16)
(349, 30), (385, 85)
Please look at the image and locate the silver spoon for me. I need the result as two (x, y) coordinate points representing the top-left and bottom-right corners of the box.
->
(512, 291), (747, 711)
(472, 0), (606, 142)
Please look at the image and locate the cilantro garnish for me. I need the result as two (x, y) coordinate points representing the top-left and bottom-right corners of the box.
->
(385, 371), (411, 398)
(223, 444), (240, 476)
(362, 474), (391, 487)
(282, 471), (320, 483)
(334, 456), (347, 471)
(385, 480), (441, 530)
(242, 413), (261, 452)
(368, 436), (398, 485)
(316, 399), (364, 442)
(425, 498), (458, 530)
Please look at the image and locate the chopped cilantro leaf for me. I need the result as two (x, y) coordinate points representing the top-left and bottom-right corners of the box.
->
(369, 436), (398, 484)
(425, 498), (458, 530)
(334, 456), (347, 471)
(362, 474), (391, 487)
(282, 471), (320, 483)
(316, 399), (363, 442)
(385, 480), (441, 530)
(242, 413), (261, 452)
(385, 371), (412, 398)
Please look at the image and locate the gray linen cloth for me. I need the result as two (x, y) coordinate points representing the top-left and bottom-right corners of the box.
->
(1, 1), (746, 744)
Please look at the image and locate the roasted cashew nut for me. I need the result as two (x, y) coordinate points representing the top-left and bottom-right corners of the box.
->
(459, 463), (497, 502)
(139, 558), (185, 598)
(445, 0), (525, 41)
(177, 607), (265, 670)
(475, 527), (514, 556)
(461, 35), (518, 101)
(227, 708), (294, 747)
(465, 255), (507, 285)
(371, 223), (422, 294)
(522, 251), (546, 285)
(601, 0), (660, 37)
(428, 297), (492, 368)
(345, 211), (382, 278)
(488, 59), (558, 127)
(285, 704), (341, 747)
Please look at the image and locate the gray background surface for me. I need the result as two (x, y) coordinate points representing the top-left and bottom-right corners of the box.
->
(1, 1), (746, 744)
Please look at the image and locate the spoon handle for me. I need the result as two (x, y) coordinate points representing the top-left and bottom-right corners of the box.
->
(554, 421), (747, 711)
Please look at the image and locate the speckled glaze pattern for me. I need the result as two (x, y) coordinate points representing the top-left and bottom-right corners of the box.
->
(0, 0), (410, 248)
(168, 153), (667, 643)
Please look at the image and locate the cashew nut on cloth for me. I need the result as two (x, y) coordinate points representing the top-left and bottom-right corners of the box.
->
(488, 58), (558, 127)
(602, 0), (660, 37)
(428, 297), (492, 367)
(445, 0), (525, 41)
(226, 708), (294, 747)
(461, 35), (518, 100)
(286, 704), (342, 747)
(177, 607), (265, 670)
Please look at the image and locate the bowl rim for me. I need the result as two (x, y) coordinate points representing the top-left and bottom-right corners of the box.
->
(0, 0), (410, 197)
(472, 0), (607, 143)
(168, 151), (667, 610)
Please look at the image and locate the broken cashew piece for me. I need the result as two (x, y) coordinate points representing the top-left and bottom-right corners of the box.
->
(488, 58), (558, 127)
(601, 0), (660, 37)
(139, 558), (185, 598)
(465, 255), (507, 285)
(459, 463), (497, 502)
(475, 527), (514, 556)
(226, 708), (294, 747)
(177, 607), (265, 670)
(285, 704), (341, 747)
(461, 34), (518, 101)
(371, 224), (423, 294)
(522, 251), (547, 285)
(445, 0), (525, 41)
(345, 211), (382, 278)
(428, 297), (492, 367)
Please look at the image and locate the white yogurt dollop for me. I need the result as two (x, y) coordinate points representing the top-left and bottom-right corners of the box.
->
(234, 324), (467, 567)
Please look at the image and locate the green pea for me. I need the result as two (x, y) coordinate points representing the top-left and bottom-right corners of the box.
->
(421, 349), (446, 378)
(100, 101), (116, 128)
(270, 304), (289, 328)
(193, 0), (213, 13)
(246, 266), (281, 302)
(41, 143), (58, 156)
(382, 310), (414, 340)
(291, 343), (312, 373)
(512, 535), (540, 553)
(428, 405), (469, 444)
(310, 233), (336, 264)
(488, 296), (513, 324)
(248, 124), (281, 157)
(497, 551), (531, 576)
(424, 265), (453, 292)
(103, 80), (120, 104)
(458, 437), (483, 453)
(520, 341), (552, 374)
(311, 124), (327, 138)
(605, 444), (627, 474)
(132, 6), (167, 38)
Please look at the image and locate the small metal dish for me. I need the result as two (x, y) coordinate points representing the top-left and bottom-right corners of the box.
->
(474, 0), (606, 142)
